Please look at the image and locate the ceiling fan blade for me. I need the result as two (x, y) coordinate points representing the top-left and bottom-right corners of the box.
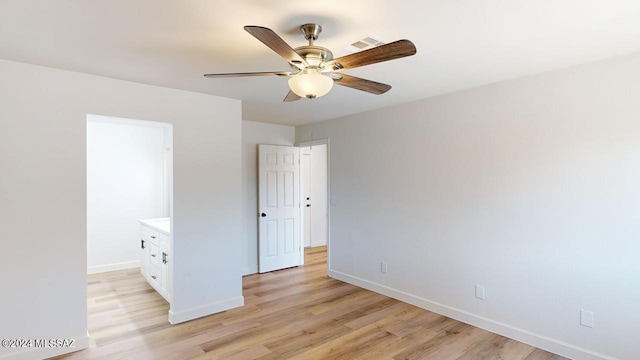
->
(244, 26), (308, 69)
(324, 40), (416, 72)
(283, 90), (302, 102)
(204, 71), (293, 78)
(332, 74), (392, 95)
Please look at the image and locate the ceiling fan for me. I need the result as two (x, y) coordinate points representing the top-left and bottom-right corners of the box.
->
(204, 24), (417, 101)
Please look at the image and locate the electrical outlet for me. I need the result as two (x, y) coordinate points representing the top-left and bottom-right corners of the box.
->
(475, 285), (485, 300)
(580, 309), (594, 328)
(380, 262), (388, 273)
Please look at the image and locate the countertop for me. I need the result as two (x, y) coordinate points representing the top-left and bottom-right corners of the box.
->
(139, 217), (170, 234)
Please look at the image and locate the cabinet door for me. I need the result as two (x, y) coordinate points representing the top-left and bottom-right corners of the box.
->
(159, 233), (170, 300)
(140, 235), (149, 277)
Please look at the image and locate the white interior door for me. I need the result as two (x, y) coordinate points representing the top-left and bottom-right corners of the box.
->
(258, 144), (302, 273)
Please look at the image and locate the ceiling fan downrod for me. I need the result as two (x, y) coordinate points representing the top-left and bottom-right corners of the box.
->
(300, 23), (322, 46)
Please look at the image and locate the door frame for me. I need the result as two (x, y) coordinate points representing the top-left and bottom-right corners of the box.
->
(295, 138), (331, 272)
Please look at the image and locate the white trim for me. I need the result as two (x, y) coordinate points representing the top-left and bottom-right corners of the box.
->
(0, 332), (90, 360)
(87, 113), (173, 129)
(241, 266), (258, 276)
(168, 296), (244, 324)
(87, 260), (140, 274)
(328, 269), (617, 360)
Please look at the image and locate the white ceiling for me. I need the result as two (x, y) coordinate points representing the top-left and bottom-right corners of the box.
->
(2, 0), (640, 126)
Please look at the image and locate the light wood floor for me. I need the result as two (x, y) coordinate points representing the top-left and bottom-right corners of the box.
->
(53, 247), (567, 360)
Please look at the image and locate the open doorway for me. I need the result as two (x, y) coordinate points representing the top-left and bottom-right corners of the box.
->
(86, 114), (174, 317)
(297, 139), (330, 267)
(255, 140), (330, 273)
(301, 144), (328, 247)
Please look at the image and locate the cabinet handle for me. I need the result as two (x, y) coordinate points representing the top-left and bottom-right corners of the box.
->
(151, 254), (157, 257)
(150, 236), (156, 239)
(162, 252), (168, 264)
(151, 275), (157, 280)
(141, 239), (145, 249)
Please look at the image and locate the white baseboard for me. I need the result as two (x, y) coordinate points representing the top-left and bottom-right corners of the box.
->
(0, 332), (89, 360)
(328, 269), (617, 360)
(310, 240), (327, 247)
(87, 260), (139, 274)
(241, 266), (258, 276)
(168, 296), (244, 324)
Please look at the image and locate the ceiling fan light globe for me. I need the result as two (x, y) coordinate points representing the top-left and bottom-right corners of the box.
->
(288, 71), (333, 99)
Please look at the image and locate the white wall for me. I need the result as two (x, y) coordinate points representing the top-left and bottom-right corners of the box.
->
(241, 120), (295, 275)
(87, 117), (166, 274)
(296, 52), (640, 360)
(0, 59), (242, 359)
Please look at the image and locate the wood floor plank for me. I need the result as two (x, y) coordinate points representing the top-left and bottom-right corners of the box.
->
(498, 340), (536, 359)
(343, 300), (408, 330)
(51, 246), (567, 360)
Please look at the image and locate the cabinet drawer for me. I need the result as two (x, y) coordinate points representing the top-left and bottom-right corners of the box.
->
(147, 265), (160, 287)
(149, 243), (160, 266)
(141, 227), (159, 245)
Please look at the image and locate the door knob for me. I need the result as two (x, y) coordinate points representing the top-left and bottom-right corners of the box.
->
(261, 213), (266, 217)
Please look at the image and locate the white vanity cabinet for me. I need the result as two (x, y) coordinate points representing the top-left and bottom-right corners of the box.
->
(139, 218), (171, 302)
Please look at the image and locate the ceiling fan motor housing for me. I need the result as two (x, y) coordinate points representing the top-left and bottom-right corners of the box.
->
(291, 23), (333, 69)
(292, 46), (333, 69)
